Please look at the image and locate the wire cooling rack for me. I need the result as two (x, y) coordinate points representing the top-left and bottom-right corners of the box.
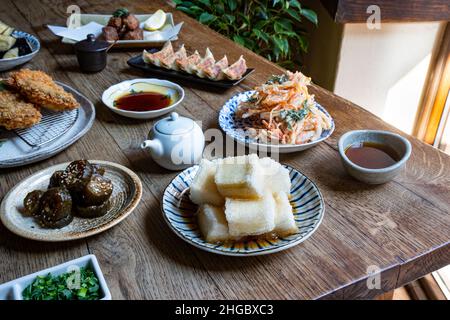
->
(14, 109), (79, 147)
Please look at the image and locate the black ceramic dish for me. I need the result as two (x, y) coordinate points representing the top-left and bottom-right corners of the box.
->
(127, 54), (254, 89)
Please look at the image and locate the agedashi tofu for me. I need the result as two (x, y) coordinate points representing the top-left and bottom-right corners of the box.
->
(273, 192), (298, 236)
(215, 154), (264, 199)
(259, 157), (291, 194)
(197, 204), (229, 243)
(190, 159), (224, 206)
(224, 191), (275, 237)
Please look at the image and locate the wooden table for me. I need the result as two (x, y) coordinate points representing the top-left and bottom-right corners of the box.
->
(1, 0), (449, 300)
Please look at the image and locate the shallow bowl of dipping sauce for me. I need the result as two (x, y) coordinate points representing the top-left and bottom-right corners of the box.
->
(102, 78), (184, 119)
(338, 130), (412, 184)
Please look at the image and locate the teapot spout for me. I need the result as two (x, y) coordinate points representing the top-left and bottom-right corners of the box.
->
(141, 139), (163, 158)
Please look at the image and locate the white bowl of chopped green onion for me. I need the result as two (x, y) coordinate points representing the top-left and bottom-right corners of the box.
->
(0, 254), (111, 300)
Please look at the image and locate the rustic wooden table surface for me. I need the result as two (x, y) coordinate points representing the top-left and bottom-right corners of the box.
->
(0, 0), (449, 300)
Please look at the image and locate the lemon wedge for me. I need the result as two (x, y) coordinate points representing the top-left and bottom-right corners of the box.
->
(144, 10), (166, 31)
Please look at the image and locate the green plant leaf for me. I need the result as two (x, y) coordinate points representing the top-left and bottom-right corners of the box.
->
(233, 35), (246, 47)
(252, 28), (269, 43)
(172, 0), (183, 5)
(300, 8), (318, 25)
(177, 6), (194, 16)
(224, 14), (235, 24)
(296, 34), (309, 52)
(256, 6), (269, 20)
(214, 2), (225, 14)
(197, 0), (211, 7)
(227, 0), (237, 11)
(285, 8), (301, 22)
(272, 0), (281, 7)
(277, 18), (293, 31)
(271, 36), (285, 53)
(189, 5), (204, 13)
(288, 0), (301, 9)
(199, 12), (216, 24)
(254, 20), (267, 30)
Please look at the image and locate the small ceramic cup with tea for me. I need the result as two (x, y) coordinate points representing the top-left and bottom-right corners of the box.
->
(338, 130), (412, 184)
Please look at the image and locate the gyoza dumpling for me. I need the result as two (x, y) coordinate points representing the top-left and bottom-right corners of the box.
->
(205, 55), (228, 80)
(223, 55), (247, 80)
(177, 50), (201, 74)
(142, 49), (159, 66)
(194, 48), (215, 78)
(161, 44), (187, 70)
(142, 41), (174, 68)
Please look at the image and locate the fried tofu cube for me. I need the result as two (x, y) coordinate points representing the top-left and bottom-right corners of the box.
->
(273, 192), (298, 237)
(190, 159), (224, 206)
(215, 154), (264, 199)
(259, 157), (291, 194)
(224, 191), (276, 237)
(197, 204), (229, 243)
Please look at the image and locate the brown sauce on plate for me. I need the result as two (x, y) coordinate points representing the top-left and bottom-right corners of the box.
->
(115, 92), (172, 112)
(345, 142), (399, 169)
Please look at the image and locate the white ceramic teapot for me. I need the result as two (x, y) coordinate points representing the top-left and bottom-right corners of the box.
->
(141, 112), (205, 171)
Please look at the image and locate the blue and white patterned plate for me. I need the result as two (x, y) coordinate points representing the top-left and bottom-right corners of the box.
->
(219, 91), (335, 153)
(162, 164), (325, 256)
(0, 30), (40, 71)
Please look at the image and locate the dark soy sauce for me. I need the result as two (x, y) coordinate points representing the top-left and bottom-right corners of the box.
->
(345, 142), (399, 169)
(115, 92), (172, 112)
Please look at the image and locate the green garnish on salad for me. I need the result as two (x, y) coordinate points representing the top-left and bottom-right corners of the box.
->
(266, 74), (288, 85)
(22, 267), (100, 300)
(280, 101), (310, 129)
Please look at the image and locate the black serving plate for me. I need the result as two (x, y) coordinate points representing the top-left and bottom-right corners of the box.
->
(127, 54), (254, 89)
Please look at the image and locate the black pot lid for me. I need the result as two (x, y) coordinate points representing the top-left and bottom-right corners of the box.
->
(75, 34), (110, 52)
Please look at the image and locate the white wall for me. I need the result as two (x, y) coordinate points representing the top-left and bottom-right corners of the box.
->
(334, 22), (444, 134)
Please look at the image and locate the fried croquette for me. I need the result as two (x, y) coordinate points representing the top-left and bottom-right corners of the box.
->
(6, 69), (80, 111)
(0, 89), (41, 130)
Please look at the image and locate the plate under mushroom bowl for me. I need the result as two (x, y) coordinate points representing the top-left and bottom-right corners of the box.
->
(162, 164), (325, 256)
(219, 91), (335, 153)
(0, 160), (142, 242)
(101, 78), (185, 119)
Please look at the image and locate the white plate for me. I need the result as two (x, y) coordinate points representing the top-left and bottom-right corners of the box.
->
(102, 78), (185, 119)
(162, 164), (325, 256)
(62, 13), (178, 47)
(218, 91), (335, 153)
(0, 255), (111, 300)
(0, 160), (142, 242)
(0, 82), (95, 168)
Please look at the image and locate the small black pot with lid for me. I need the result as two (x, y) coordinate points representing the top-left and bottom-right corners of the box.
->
(74, 34), (110, 73)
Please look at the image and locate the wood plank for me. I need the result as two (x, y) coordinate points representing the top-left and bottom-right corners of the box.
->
(321, 0), (450, 23)
(393, 286), (411, 300)
(419, 274), (447, 300)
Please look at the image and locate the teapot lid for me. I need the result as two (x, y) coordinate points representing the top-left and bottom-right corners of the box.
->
(75, 34), (110, 52)
(155, 112), (194, 135)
